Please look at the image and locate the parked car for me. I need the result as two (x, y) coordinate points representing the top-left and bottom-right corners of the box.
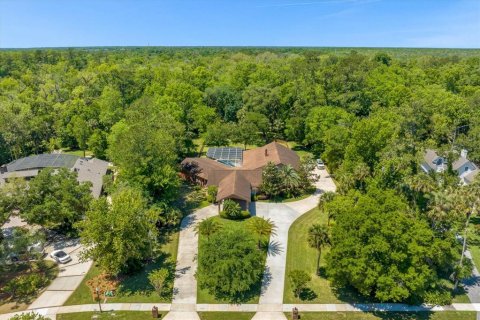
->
(50, 250), (72, 264)
(316, 159), (325, 169)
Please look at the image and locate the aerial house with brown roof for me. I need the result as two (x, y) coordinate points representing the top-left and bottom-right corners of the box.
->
(181, 142), (300, 211)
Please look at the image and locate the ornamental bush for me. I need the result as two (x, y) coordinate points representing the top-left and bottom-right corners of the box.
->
(220, 199), (246, 220)
(197, 229), (264, 301)
(206, 185), (218, 203)
(3, 273), (46, 298)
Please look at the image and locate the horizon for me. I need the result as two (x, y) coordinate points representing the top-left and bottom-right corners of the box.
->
(1, 0), (479, 49)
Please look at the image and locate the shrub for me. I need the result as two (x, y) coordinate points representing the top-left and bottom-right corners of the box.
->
(148, 268), (169, 295)
(10, 312), (48, 320)
(3, 273), (46, 298)
(221, 199), (242, 219)
(423, 288), (452, 306)
(198, 229), (264, 300)
(289, 270), (311, 298)
(206, 185), (218, 203)
(220, 209), (250, 220)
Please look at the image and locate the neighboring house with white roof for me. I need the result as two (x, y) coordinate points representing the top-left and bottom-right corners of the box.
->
(0, 153), (109, 198)
(421, 149), (479, 185)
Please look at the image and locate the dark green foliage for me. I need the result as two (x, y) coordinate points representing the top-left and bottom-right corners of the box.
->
(197, 229), (264, 300)
(220, 199), (249, 220)
(260, 161), (312, 199)
(289, 270), (311, 298)
(77, 187), (159, 276)
(20, 168), (93, 231)
(206, 185), (218, 203)
(325, 188), (457, 303)
(3, 273), (47, 298)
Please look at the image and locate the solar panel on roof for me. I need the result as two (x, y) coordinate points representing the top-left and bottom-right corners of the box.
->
(206, 147), (243, 167)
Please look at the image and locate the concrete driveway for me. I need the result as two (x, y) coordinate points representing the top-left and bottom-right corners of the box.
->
(252, 168), (336, 320)
(29, 238), (92, 310)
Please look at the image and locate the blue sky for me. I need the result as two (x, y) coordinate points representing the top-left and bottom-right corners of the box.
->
(1, 0), (479, 48)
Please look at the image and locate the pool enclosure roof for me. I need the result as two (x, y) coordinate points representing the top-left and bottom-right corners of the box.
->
(206, 147), (243, 167)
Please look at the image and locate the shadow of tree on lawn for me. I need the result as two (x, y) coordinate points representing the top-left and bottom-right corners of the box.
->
(115, 251), (176, 300)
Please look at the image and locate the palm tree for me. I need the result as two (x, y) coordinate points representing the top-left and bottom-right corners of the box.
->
(318, 191), (336, 225)
(308, 224), (330, 275)
(280, 165), (301, 197)
(353, 162), (370, 190)
(427, 188), (455, 230)
(247, 217), (277, 249)
(194, 218), (222, 240)
(406, 173), (435, 205)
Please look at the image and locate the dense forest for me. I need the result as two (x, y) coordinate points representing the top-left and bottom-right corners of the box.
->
(1, 47), (480, 303)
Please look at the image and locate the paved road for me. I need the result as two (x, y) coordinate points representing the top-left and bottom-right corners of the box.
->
(29, 239), (92, 310)
(462, 250), (480, 320)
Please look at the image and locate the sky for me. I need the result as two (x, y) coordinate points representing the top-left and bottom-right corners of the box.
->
(1, 0), (479, 48)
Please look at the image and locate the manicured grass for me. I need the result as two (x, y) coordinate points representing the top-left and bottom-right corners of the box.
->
(197, 216), (268, 304)
(287, 141), (314, 160)
(284, 312), (476, 320)
(57, 311), (159, 319)
(64, 229), (179, 305)
(198, 312), (255, 320)
(0, 260), (58, 314)
(283, 208), (468, 304)
(284, 207), (358, 304)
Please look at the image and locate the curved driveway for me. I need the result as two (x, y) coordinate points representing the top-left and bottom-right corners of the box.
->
(166, 168), (336, 320)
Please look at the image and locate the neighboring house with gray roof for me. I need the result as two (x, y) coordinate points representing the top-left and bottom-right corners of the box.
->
(421, 149), (479, 185)
(0, 153), (109, 198)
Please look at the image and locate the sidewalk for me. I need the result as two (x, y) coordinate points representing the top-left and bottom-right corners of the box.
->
(3, 302), (480, 320)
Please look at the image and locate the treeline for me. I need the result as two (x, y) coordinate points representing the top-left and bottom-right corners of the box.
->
(1, 47), (480, 298)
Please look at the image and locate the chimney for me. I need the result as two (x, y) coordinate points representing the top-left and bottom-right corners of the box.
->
(265, 149), (268, 157)
(461, 149), (468, 159)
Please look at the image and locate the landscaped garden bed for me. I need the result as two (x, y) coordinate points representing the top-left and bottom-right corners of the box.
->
(64, 229), (179, 305)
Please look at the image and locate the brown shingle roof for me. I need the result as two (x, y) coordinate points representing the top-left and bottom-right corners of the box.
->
(242, 142), (300, 170)
(182, 142), (300, 203)
(216, 171), (251, 202)
(181, 157), (233, 181)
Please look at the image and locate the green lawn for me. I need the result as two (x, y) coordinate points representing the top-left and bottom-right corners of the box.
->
(284, 208), (359, 304)
(285, 312), (476, 320)
(62, 148), (93, 157)
(198, 312), (255, 320)
(57, 311), (159, 319)
(197, 216), (268, 304)
(64, 229), (179, 305)
(283, 208), (469, 304)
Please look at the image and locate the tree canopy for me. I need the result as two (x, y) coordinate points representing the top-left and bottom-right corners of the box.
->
(77, 187), (158, 275)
